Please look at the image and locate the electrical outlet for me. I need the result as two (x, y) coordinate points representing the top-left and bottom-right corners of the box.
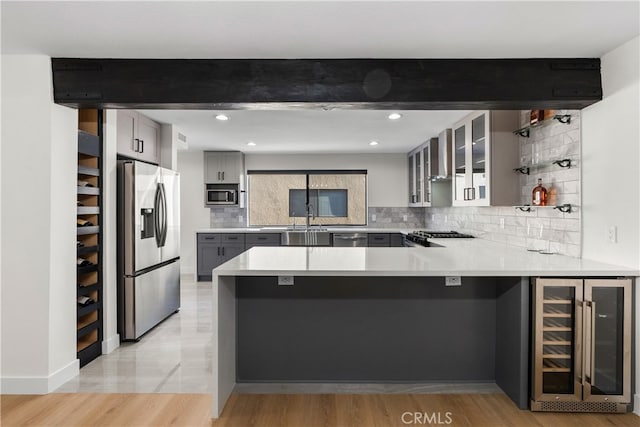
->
(499, 218), (505, 229)
(445, 276), (462, 287)
(371, 214), (377, 222)
(444, 215), (448, 223)
(607, 226), (617, 243)
(431, 214), (435, 221)
(403, 214), (408, 222)
(278, 276), (294, 286)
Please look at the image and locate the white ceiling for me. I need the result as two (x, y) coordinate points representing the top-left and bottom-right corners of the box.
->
(3, 1), (638, 154)
(139, 109), (471, 153)
(2, 1), (638, 58)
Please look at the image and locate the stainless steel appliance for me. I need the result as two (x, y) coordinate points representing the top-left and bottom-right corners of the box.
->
(405, 230), (474, 247)
(205, 185), (238, 205)
(531, 278), (632, 413)
(118, 160), (181, 341)
(333, 233), (368, 247)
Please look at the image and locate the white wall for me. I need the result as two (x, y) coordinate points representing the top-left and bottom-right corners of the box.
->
(582, 36), (640, 269)
(581, 36), (640, 416)
(1, 55), (78, 392)
(244, 153), (408, 207)
(177, 150), (210, 276)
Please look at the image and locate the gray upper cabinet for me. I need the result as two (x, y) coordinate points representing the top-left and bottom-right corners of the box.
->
(116, 110), (160, 164)
(204, 151), (245, 184)
(451, 110), (520, 207)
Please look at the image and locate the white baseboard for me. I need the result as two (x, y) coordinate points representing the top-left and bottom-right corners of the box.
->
(634, 393), (639, 416)
(102, 334), (120, 354)
(1, 359), (79, 394)
(181, 265), (194, 275)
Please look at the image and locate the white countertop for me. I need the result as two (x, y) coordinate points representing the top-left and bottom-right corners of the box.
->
(197, 227), (411, 234)
(213, 238), (639, 277)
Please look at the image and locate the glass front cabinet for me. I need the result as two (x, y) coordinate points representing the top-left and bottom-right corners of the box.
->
(451, 110), (520, 207)
(531, 278), (632, 413)
(408, 142), (432, 207)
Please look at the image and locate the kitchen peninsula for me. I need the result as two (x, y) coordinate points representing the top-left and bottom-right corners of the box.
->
(211, 240), (638, 418)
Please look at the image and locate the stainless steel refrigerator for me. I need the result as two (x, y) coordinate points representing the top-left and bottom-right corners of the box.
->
(117, 160), (180, 341)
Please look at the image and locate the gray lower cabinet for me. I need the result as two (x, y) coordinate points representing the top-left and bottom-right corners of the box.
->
(368, 233), (390, 247)
(197, 233), (280, 281)
(390, 233), (404, 247)
(246, 233), (281, 249)
(368, 233), (404, 247)
(197, 233), (245, 281)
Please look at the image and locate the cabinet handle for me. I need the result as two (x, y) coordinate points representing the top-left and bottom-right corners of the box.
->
(140, 139), (144, 153)
(426, 192), (431, 202)
(222, 171), (225, 181)
(222, 247), (225, 256)
(217, 172), (221, 181)
(463, 188), (468, 200)
(257, 237), (267, 240)
(217, 247), (220, 256)
(134, 138), (140, 152)
(470, 187), (475, 200)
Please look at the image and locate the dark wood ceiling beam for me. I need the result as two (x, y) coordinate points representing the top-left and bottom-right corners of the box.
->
(51, 58), (602, 110)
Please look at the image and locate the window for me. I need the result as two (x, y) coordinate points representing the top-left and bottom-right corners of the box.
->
(248, 171), (366, 226)
(289, 189), (348, 217)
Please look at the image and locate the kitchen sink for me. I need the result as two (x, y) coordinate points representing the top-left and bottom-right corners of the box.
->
(281, 230), (331, 246)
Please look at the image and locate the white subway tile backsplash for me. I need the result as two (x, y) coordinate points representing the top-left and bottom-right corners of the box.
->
(425, 110), (581, 258)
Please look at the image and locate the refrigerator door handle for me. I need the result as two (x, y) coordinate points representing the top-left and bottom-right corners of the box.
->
(154, 184), (162, 247)
(159, 183), (168, 247)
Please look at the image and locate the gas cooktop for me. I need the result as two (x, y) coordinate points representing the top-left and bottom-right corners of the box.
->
(405, 230), (474, 247)
(419, 231), (475, 239)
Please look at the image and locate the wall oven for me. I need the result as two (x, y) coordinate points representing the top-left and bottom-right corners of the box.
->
(206, 185), (238, 205)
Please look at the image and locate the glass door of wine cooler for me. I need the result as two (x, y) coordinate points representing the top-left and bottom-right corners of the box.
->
(533, 279), (583, 402)
(583, 279), (631, 403)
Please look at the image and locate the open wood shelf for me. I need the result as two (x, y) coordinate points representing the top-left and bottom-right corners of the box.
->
(77, 329), (99, 352)
(77, 226), (100, 236)
(77, 245), (99, 256)
(78, 165), (100, 177)
(77, 264), (98, 275)
(77, 186), (100, 196)
(77, 206), (100, 215)
(76, 108), (103, 368)
(77, 301), (101, 318)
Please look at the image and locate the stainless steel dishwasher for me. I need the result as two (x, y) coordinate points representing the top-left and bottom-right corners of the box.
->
(332, 233), (368, 247)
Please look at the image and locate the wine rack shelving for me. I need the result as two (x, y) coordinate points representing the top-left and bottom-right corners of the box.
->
(76, 109), (103, 367)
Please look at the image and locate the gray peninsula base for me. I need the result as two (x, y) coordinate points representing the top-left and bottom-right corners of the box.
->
(233, 276), (529, 409)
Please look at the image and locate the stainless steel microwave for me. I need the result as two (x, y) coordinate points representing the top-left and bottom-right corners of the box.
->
(206, 188), (237, 205)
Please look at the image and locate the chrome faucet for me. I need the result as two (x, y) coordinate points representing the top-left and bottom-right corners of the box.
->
(305, 203), (315, 230)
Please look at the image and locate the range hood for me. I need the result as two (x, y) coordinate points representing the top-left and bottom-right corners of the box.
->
(429, 129), (453, 180)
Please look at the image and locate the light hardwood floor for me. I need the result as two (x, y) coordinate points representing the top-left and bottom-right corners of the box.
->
(2, 393), (639, 427)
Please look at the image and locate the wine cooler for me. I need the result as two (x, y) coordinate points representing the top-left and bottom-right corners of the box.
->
(531, 278), (632, 412)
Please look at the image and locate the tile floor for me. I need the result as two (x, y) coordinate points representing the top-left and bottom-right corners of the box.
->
(56, 275), (499, 395)
(56, 276), (213, 393)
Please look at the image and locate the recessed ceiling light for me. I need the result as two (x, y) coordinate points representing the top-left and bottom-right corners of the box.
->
(215, 114), (229, 121)
(388, 113), (402, 120)
(369, 141), (379, 146)
(247, 141), (256, 146)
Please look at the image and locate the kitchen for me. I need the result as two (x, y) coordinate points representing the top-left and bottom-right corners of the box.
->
(3, 1), (637, 426)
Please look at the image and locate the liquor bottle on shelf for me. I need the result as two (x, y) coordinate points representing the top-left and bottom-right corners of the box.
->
(77, 218), (94, 227)
(532, 178), (548, 206)
(548, 185), (557, 206)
